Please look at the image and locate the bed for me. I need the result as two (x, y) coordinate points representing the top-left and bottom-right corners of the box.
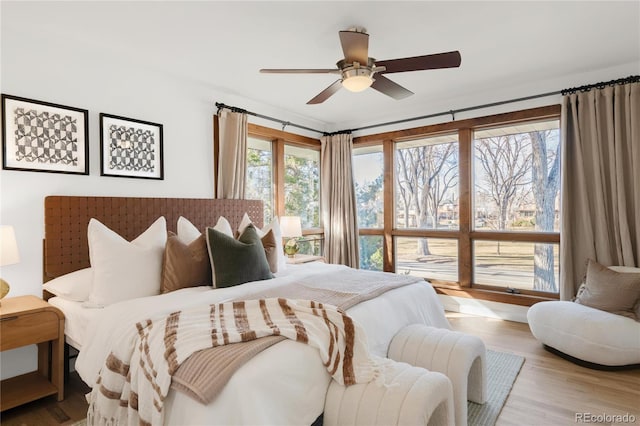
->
(42, 196), (451, 425)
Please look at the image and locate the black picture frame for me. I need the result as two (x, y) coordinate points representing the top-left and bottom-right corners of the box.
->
(1, 94), (89, 175)
(99, 113), (164, 180)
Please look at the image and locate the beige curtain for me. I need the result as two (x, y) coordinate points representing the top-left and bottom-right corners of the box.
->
(216, 110), (248, 199)
(321, 133), (359, 267)
(560, 82), (640, 300)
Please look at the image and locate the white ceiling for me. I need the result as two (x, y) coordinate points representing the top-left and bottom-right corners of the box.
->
(4, 1), (640, 133)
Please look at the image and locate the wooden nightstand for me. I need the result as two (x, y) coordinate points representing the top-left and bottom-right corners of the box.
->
(0, 295), (65, 411)
(286, 254), (326, 264)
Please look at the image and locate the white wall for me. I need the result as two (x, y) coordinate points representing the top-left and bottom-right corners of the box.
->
(0, 6), (324, 297)
(0, 4), (322, 379)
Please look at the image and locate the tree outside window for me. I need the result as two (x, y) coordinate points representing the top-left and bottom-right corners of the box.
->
(246, 137), (274, 224)
(395, 135), (459, 253)
(353, 145), (384, 270)
(473, 120), (560, 292)
(284, 145), (320, 229)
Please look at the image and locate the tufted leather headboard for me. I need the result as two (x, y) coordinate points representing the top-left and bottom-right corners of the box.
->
(43, 196), (263, 281)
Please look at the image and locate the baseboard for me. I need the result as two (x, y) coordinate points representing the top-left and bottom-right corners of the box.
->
(439, 294), (529, 323)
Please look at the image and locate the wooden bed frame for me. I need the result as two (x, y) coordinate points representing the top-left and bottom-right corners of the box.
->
(43, 195), (263, 282)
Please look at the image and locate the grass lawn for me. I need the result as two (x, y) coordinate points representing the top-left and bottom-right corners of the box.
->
(394, 237), (559, 291)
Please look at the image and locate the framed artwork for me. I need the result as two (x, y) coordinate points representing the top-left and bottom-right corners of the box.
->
(100, 113), (164, 180)
(1, 94), (89, 175)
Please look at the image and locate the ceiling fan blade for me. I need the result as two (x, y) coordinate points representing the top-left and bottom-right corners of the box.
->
(260, 68), (340, 74)
(339, 30), (369, 65)
(376, 51), (461, 74)
(371, 75), (414, 100)
(307, 80), (342, 104)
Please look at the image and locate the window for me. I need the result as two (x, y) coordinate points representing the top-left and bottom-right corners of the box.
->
(473, 241), (559, 292)
(395, 135), (459, 229)
(352, 105), (561, 304)
(474, 120), (560, 233)
(246, 137), (274, 224)
(395, 237), (458, 282)
(353, 145), (385, 269)
(472, 119), (561, 293)
(244, 126), (323, 254)
(284, 145), (320, 229)
(353, 145), (384, 229)
(359, 235), (383, 271)
(298, 235), (324, 256)
(217, 123), (328, 262)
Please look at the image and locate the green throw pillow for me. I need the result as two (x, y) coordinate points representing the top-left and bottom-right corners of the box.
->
(206, 224), (274, 288)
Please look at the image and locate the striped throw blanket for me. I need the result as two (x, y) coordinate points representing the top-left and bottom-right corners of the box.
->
(87, 298), (383, 426)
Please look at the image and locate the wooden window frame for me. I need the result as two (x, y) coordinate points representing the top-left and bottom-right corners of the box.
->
(245, 123), (324, 236)
(353, 105), (562, 306)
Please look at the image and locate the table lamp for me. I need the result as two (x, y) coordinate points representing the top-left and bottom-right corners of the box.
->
(280, 216), (302, 258)
(0, 225), (20, 304)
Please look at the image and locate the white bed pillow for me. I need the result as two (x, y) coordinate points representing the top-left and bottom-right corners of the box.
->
(43, 268), (93, 302)
(177, 216), (233, 244)
(177, 216), (201, 244)
(238, 213), (287, 272)
(86, 217), (167, 307)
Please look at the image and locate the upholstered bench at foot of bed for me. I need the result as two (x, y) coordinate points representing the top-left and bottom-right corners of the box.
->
(387, 324), (487, 426)
(323, 361), (454, 426)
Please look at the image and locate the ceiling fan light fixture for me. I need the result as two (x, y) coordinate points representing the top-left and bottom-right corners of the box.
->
(342, 75), (373, 92)
(341, 68), (374, 92)
(262, 27), (461, 104)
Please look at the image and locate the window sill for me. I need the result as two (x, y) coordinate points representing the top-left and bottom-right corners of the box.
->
(433, 284), (558, 307)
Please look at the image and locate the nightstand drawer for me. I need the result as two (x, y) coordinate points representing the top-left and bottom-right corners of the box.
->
(0, 311), (59, 351)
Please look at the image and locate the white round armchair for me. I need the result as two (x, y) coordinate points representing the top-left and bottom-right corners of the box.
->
(528, 300), (640, 367)
(528, 265), (640, 368)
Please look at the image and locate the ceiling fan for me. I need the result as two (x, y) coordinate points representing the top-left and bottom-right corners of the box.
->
(260, 27), (461, 105)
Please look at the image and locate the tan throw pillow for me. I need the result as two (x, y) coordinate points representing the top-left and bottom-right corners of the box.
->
(238, 213), (287, 273)
(575, 259), (640, 318)
(261, 229), (278, 273)
(161, 233), (212, 293)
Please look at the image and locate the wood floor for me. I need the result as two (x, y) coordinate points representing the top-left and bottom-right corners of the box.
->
(447, 313), (640, 426)
(1, 313), (638, 426)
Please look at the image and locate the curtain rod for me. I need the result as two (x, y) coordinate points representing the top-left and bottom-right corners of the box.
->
(347, 75), (639, 133)
(215, 102), (323, 134)
(216, 75), (639, 137)
(561, 75), (639, 95)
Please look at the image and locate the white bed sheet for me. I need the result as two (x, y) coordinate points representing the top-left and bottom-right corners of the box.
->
(75, 263), (450, 425)
(47, 296), (102, 350)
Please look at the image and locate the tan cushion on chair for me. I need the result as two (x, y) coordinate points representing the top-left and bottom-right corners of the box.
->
(574, 259), (640, 319)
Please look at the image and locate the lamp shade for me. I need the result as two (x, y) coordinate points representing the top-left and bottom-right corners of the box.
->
(0, 226), (20, 266)
(342, 75), (373, 92)
(279, 216), (302, 238)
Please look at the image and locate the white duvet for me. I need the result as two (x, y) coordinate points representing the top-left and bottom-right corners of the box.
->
(76, 263), (450, 425)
